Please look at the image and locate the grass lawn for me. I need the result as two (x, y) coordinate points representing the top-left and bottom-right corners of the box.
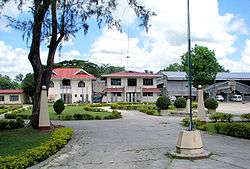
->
(18, 105), (112, 120)
(0, 128), (52, 157)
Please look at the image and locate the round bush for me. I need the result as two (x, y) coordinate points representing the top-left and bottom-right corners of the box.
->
(174, 97), (187, 108)
(53, 99), (65, 115)
(205, 98), (218, 110)
(156, 96), (171, 110)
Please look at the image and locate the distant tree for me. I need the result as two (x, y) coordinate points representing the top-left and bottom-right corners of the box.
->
(1, 0), (154, 128)
(15, 73), (24, 82)
(0, 74), (19, 89)
(181, 45), (224, 88)
(21, 73), (35, 98)
(55, 59), (125, 77)
(163, 63), (183, 71)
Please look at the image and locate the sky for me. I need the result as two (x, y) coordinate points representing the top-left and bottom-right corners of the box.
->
(0, 0), (250, 78)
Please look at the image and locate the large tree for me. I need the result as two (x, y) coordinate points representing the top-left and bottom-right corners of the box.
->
(0, 74), (19, 89)
(181, 45), (227, 88)
(0, 0), (154, 128)
(163, 63), (183, 72)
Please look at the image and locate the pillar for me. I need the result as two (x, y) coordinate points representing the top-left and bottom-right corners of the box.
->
(39, 86), (50, 129)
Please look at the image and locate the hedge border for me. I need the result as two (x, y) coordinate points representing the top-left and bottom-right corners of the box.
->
(0, 127), (73, 169)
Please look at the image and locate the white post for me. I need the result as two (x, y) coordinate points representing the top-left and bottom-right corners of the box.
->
(39, 86), (50, 129)
(197, 85), (206, 121)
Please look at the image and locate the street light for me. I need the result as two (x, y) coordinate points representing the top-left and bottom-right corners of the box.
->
(187, 0), (193, 131)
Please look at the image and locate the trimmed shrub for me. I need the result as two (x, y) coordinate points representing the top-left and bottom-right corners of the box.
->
(0, 128), (73, 168)
(73, 113), (83, 120)
(192, 102), (198, 109)
(209, 113), (234, 122)
(95, 115), (102, 120)
(53, 99), (65, 115)
(0, 117), (24, 130)
(240, 113), (250, 121)
(174, 97), (187, 108)
(111, 110), (122, 119)
(182, 117), (207, 131)
(214, 122), (250, 139)
(205, 98), (218, 110)
(156, 96), (171, 110)
(4, 113), (17, 119)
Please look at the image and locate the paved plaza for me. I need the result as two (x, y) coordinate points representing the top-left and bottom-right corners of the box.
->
(30, 109), (250, 169)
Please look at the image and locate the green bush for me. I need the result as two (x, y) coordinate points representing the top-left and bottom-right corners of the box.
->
(0, 128), (73, 169)
(174, 97), (187, 108)
(0, 117), (24, 130)
(111, 110), (122, 119)
(214, 122), (250, 139)
(209, 113), (234, 122)
(182, 117), (207, 131)
(53, 99), (65, 115)
(240, 113), (250, 121)
(205, 98), (218, 110)
(5, 113), (31, 119)
(73, 113), (94, 120)
(156, 96), (171, 110)
(95, 115), (102, 120)
(192, 102), (198, 109)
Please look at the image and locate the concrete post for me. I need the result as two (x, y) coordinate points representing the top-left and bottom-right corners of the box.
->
(197, 85), (206, 121)
(39, 86), (50, 129)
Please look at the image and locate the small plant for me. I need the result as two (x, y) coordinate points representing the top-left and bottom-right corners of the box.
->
(174, 97), (187, 108)
(240, 113), (250, 121)
(53, 99), (65, 115)
(156, 96), (171, 110)
(205, 98), (218, 110)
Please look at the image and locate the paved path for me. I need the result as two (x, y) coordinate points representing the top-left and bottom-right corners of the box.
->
(217, 102), (250, 115)
(31, 110), (250, 169)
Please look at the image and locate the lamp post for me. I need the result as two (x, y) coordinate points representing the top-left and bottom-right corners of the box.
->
(187, 0), (193, 131)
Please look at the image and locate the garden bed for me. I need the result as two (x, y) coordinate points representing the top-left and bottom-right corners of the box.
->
(5, 105), (121, 120)
(0, 127), (73, 169)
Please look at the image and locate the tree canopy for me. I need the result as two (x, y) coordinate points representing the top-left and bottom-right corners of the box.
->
(0, 74), (19, 89)
(181, 45), (228, 88)
(163, 63), (183, 72)
(21, 73), (35, 98)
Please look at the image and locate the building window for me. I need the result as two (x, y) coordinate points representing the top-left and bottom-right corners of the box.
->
(50, 81), (54, 88)
(78, 81), (85, 87)
(128, 78), (137, 86)
(0, 96), (4, 101)
(112, 92), (122, 96)
(143, 92), (153, 97)
(111, 78), (121, 86)
(75, 94), (77, 97)
(10, 95), (19, 101)
(62, 79), (71, 86)
(143, 79), (153, 86)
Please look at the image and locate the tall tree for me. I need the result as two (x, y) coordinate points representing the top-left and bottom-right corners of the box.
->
(21, 73), (35, 98)
(163, 63), (183, 71)
(15, 73), (24, 82)
(0, 74), (19, 89)
(0, 0), (154, 128)
(181, 45), (224, 88)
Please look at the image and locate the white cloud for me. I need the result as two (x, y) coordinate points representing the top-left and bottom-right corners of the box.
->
(0, 41), (81, 78)
(88, 0), (249, 72)
(241, 40), (250, 65)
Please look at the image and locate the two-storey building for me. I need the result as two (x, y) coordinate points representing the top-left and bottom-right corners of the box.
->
(48, 68), (95, 104)
(101, 71), (161, 102)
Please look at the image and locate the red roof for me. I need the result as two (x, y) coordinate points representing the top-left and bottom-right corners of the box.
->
(102, 71), (161, 78)
(51, 68), (95, 79)
(0, 89), (23, 94)
(142, 88), (161, 93)
(104, 88), (125, 92)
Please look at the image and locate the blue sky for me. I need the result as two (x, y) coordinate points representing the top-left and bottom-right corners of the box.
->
(0, 0), (250, 78)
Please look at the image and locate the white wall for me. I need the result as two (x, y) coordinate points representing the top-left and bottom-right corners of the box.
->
(0, 94), (24, 105)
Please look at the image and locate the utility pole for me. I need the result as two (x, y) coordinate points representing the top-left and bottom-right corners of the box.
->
(187, 0), (193, 131)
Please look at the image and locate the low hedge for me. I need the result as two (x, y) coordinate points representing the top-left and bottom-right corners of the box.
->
(0, 117), (24, 130)
(5, 113), (31, 120)
(0, 128), (73, 169)
(209, 113), (234, 122)
(214, 122), (250, 139)
(240, 113), (250, 121)
(182, 117), (207, 131)
(72, 110), (121, 120)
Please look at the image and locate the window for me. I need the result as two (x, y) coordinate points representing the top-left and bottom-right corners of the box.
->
(111, 78), (121, 86)
(78, 81), (85, 87)
(10, 95), (19, 102)
(143, 92), (153, 97)
(113, 92), (122, 96)
(143, 79), (153, 86)
(62, 79), (71, 86)
(0, 96), (4, 101)
(75, 94), (77, 97)
(127, 78), (137, 86)
(50, 81), (54, 88)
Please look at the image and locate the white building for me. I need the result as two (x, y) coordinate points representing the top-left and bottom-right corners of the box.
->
(0, 89), (24, 105)
(48, 68), (95, 103)
(102, 71), (161, 102)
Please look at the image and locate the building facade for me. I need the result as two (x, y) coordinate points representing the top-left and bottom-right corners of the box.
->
(157, 71), (197, 98)
(101, 71), (161, 102)
(48, 68), (95, 104)
(0, 89), (24, 105)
